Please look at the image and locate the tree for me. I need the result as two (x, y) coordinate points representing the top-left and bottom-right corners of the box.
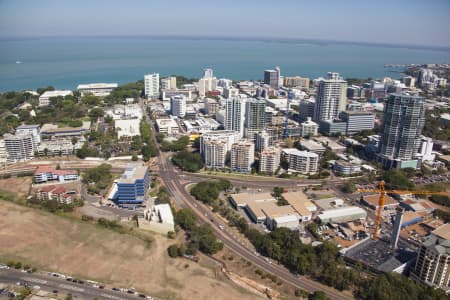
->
(172, 151), (204, 172)
(131, 154), (138, 161)
(341, 181), (356, 193)
(88, 107), (104, 120)
(273, 186), (284, 198)
(310, 291), (330, 300)
(175, 208), (197, 230)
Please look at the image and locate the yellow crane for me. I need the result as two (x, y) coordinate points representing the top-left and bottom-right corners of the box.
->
(358, 181), (448, 240)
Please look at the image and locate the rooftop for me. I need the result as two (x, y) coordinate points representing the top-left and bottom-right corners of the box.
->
(362, 194), (398, 207)
(77, 83), (118, 89)
(282, 148), (319, 158)
(230, 192), (274, 206)
(299, 140), (326, 152)
(432, 223), (450, 240)
(16, 124), (40, 130)
(40, 90), (73, 98)
(118, 164), (148, 184)
(282, 191), (316, 217)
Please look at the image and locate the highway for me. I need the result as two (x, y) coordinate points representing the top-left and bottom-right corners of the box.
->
(0, 268), (149, 300)
(157, 151), (354, 300)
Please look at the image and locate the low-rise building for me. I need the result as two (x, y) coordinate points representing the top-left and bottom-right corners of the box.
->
(155, 118), (179, 136)
(318, 206), (367, 223)
(34, 165), (79, 184)
(32, 185), (75, 204)
(334, 160), (361, 176)
(298, 139), (326, 154)
(39, 90), (73, 107)
(77, 83), (118, 97)
(282, 148), (318, 174)
(110, 164), (150, 207)
(340, 111), (375, 134)
(282, 191), (317, 222)
(115, 119), (141, 139)
(300, 117), (319, 137)
(360, 194), (398, 211)
(145, 203), (175, 234)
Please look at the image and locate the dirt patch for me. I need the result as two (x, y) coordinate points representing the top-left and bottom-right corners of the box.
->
(0, 177), (32, 198)
(0, 200), (262, 300)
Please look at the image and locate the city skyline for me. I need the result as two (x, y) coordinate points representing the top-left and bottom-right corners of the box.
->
(1, 0), (450, 48)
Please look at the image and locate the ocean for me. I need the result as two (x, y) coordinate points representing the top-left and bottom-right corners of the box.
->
(0, 36), (449, 91)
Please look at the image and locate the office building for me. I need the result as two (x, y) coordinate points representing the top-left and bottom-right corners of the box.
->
(313, 72), (347, 122)
(319, 119), (347, 136)
(170, 95), (187, 118)
(3, 133), (34, 162)
(218, 78), (233, 88)
(155, 118), (179, 136)
(259, 147), (280, 174)
(264, 67), (280, 89)
(202, 140), (227, 169)
(223, 87), (239, 99)
(415, 136), (435, 163)
(144, 73), (160, 98)
(39, 90), (73, 107)
(411, 224), (450, 292)
(225, 96), (246, 137)
(244, 99), (266, 139)
(300, 117), (319, 137)
(77, 83), (118, 97)
(299, 98), (316, 122)
(283, 76), (310, 88)
(340, 111), (375, 134)
(378, 94), (425, 169)
(230, 141), (255, 173)
(282, 148), (318, 174)
(15, 124), (41, 146)
(112, 164), (150, 206)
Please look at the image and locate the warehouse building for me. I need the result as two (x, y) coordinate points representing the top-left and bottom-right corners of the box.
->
(318, 206), (367, 223)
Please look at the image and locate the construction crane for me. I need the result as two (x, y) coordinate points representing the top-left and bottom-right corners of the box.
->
(358, 181), (448, 240)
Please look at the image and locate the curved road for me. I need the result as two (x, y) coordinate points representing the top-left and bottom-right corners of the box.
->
(157, 152), (354, 300)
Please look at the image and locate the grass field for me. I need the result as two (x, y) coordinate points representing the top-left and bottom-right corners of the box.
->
(0, 200), (262, 300)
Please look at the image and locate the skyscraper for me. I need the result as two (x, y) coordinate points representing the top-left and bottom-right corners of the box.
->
(378, 94), (425, 169)
(230, 141), (255, 173)
(264, 67), (280, 89)
(244, 99), (266, 140)
(144, 73), (160, 98)
(225, 96), (246, 137)
(313, 72), (347, 122)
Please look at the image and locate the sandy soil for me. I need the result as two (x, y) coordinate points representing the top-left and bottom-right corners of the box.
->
(0, 177), (32, 197)
(0, 200), (262, 300)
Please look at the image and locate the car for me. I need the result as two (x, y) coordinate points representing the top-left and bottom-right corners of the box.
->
(53, 290), (59, 294)
(146, 296), (153, 300)
(99, 286), (105, 289)
(127, 290), (134, 294)
(139, 294), (146, 298)
(219, 225), (224, 230)
(32, 285), (40, 290)
(16, 282), (22, 286)
(112, 287), (119, 291)
(77, 280), (84, 284)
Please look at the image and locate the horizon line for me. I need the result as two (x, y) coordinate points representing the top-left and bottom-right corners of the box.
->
(1, 34), (449, 52)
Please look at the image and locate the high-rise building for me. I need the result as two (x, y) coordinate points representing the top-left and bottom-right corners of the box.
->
(313, 72), (347, 122)
(170, 95), (187, 118)
(3, 133), (34, 162)
(230, 141), (255, 173)
(259, 147), (280, 174)
(200, 131), (240, 156)
(264, 67), (280, 89)
(204, 98), (219, 116)
(202, 140), (227, 169)
(244, 99), (266, 140)
(282, 148), (318, 174)
(378, 94), (425, 169)
(411, 223), (450, 291)
(300, 117), (319, 137)
(198, 68), (218, 97)
(225, 96), (246, 137)
(203, 68), (214, 79)
(15, 124), (41, 147)
(298, 98), (316, 122)
(255, 130), (273, 152)
(144, 73), (160, 98)
(283, 76), (310, 88)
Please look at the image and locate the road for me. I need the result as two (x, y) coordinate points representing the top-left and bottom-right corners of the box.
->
(0, 268), (149, 300)
(156, 150), (354, 300)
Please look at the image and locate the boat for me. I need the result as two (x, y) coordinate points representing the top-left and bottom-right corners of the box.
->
(16, 61), (22, 64)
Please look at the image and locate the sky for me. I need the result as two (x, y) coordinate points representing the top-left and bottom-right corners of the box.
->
(1, 0), (450, 47)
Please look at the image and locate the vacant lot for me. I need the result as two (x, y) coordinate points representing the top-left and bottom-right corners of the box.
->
(0, 177), (32, 197)
(0, 201), (262, 300)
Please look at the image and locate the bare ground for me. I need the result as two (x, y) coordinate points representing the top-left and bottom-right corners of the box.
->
(0, 200), (263, 300)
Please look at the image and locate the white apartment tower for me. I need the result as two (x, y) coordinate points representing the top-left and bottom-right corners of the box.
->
(170, 95), (187, 118)
(411, 224), (450, 291)
(161, 76), (177, 90)
(203, 140), (227, 169)
(259, 147), (280, 174)
(225, 96), (246, 137)
(230, 141), (255, 173)
(144, 73), (160, 98)
(282, 148), (318, 174)
(378, 94), (425, 169)
(244, 99), (266, 140)
(255, 130), (272, 152)
(3, 133), (35, 162)
(313, 72), (347, 122)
